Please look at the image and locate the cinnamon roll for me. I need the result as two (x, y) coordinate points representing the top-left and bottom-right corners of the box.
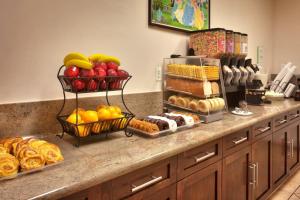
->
(0, 153), (19, 177)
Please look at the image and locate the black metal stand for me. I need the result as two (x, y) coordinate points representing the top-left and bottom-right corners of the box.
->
(56, 65), (135, 147)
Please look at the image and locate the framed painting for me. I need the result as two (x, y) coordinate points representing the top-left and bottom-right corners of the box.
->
(148, 0), (210, 32)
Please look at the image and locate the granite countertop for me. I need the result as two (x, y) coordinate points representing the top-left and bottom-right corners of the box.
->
(1, 100), (300, 200)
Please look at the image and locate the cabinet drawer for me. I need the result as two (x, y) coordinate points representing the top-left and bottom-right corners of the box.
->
(273, 113), (288, 131)
(177, 139), (222, 180)
(125, 184), (176, 200)
(288, 110), (300, 124)
(112, 157), (177, 200)
(252, 120), (272, 141)
(223, 128), (251, 156)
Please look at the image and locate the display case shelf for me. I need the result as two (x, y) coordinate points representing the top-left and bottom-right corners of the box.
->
(162, 57), (228, 123)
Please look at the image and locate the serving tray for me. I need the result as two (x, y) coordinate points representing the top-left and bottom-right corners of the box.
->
(0, 135), (64, 181)
(127, 121), (201, 138)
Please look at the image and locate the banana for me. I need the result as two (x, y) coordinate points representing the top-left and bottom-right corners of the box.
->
(88, 53), (107, 63)
(65, 59), (93, 70)
(64, 53), (89, 66)
(102, 56), (120, 65)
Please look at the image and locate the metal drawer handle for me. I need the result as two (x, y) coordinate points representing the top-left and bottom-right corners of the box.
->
(131, 176), (163, 193)
(194, 152), (216, 163)
(249, 163), (256, 188)
(291, 139), (294, 158)
(256, 163), (259, 186)
(258, 126), (271, 133)
(233, 137), (248, 145)
(290, 114), (299, 119)
(276, 119), (287, 125)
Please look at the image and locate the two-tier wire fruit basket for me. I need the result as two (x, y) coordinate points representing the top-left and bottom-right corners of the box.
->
(56, 65), (134, 147)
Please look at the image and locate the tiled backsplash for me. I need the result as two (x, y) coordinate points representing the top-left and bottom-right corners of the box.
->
(0, 92), (162, 137)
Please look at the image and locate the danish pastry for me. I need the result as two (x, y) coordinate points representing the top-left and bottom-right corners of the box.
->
(20, 154), (45, 171)
(37, 143), (64, 164)
(0, 145), (8, 154)
(0, 153), (19, 177)
(1, 137), (23, 154)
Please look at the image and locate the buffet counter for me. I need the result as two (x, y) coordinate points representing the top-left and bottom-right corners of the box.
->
(1, 100), (300, 200)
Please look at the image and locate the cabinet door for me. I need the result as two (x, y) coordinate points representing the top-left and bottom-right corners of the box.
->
(177, 161), (221, 200)
(125, 184), (176, 200)
(272, 127), (288, 188)
(288, 122), (300, 173)
(222, 146), (252, 200)
(252, 134), (272, 200)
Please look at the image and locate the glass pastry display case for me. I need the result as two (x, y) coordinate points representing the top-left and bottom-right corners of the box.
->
(162, 56), (228, 123)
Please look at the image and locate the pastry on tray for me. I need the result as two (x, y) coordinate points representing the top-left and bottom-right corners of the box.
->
(160, 113), (186, 127)
(129, 118), (160, 133)
(171, 111), (200, 123)
(0, 136), (64, 177)
(0, 153), (19, 177)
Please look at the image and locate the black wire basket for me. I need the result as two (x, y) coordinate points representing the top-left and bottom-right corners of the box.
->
(56, 65), (135, 147)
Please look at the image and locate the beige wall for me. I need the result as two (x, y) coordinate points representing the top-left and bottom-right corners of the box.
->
(0, 0), (273, 104)
(273, 0), (300, 74)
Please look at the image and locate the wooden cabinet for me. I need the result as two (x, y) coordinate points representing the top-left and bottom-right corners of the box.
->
(288, 122), (300, 173)
(177, 161), (221, 200)
(223, 128), (251, 156)
(111, 157), (177, 200)
(252, 134), (272, 200)
(60, 108), (300, 200)
(222, 146), (252, 200)
(125, 184), (176, 200)
(272, 127), (288, 188)
(177, 139), (222, 180)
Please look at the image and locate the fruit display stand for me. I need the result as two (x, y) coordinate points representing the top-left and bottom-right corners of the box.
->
(163, 56), (228, 123)
(56, 65), (134, 147)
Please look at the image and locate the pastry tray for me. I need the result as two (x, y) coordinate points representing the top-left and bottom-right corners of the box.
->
(0, 135), (64, 181)
(127, 121), (202, 138)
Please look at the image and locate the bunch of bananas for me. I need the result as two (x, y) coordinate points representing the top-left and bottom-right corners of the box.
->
(63, 52), (121, 70)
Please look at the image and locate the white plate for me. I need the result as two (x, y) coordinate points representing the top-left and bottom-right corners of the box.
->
(231, 110), (253, 116)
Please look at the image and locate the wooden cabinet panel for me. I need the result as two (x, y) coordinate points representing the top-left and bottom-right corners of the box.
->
(125, 184), (176, 200)
(177, 161), (221, 200)
(288, 122), (300, 173)
(252, 134), (272, 200)
(112, 157), (177, 200)
(272, 127), (288, 188)
(223, 128), (251, 156)
(177, 139), (222, 180)
(222, 146), (252, 200)
(60, 182), (111, 200)
(273, 113), (288, 132)
(252, 120), (272, 141)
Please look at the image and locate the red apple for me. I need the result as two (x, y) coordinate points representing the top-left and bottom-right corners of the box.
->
(107, 69), (118, 77)
(94, 62), (107, 71)
(106, 62), (119, 70)
(109, 80), (121, 90)
(117, 69), (129, 80)
(87, 79), (97, 91)
(72, 79), (85, 91)
(94, 67), (107, 80)
(99, 80), (107, 90)
(80, 69), (95, 77)
(64, 66), (79, 77)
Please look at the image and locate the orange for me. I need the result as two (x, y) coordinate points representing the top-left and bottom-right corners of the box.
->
(107, 106), (117, 114)
(97, 108), (112, 120)
(96, 104), (107, 111)
(72, 108), (86, 116)
(67, 113), (82, 124)
(82, 110), (98, 123)
(113, 106), (122, 114)
(75, 124), (90, 137)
